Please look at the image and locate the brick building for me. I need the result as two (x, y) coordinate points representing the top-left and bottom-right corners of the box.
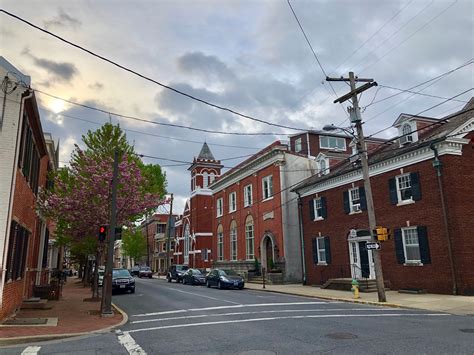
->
(0, 57), (58, 319)
(293, 101), (474, 295)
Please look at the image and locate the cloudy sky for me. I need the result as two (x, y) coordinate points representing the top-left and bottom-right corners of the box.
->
(1, 0), (473, 213)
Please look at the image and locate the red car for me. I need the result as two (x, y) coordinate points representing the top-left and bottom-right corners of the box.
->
(138, 266), (153, 278)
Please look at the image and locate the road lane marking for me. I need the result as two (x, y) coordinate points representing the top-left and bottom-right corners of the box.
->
(117, 331), (147, 355)
(161, 286), (241, 305)
(127, 313), (449, 333)
(131, 308), (406, 324)
(21, 347), (41, 355)
(132, 301), (328, 317)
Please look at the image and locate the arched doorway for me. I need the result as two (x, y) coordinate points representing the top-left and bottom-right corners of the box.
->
(260, 233), (275, 271)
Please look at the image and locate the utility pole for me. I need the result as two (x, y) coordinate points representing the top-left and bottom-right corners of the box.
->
(326, 72), (386, 302)
(166, 193), (174, 271)
(101, 149), (119, 316)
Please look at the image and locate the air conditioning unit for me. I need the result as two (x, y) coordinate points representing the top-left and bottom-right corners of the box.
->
(352, 204), (361, 212)
(400, 134), (413, 145)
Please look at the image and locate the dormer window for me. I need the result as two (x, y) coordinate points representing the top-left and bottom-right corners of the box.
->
(320, 135), (346, 151)
(400, 124), (413, 145)
(295, 138), (302, 152)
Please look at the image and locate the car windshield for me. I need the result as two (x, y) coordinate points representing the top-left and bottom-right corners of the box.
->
(176, 265), (189, 271)
(191, 269), (202, 275)
(113, 269), (131, 278)
(219, 269), (237, 276)
(140, 267), (150, 271)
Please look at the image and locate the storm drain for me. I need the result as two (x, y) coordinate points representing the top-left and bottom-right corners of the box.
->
(325, 332), (358, 340)
(460, 329), (474, 333)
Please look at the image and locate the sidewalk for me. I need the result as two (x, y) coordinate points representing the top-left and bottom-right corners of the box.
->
(0, 278), (126, 345)
(245, 283), (474, 316)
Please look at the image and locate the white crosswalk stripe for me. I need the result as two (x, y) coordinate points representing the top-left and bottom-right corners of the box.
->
(21, 346), (41, 355)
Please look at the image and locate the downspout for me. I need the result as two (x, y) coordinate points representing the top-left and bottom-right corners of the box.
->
(430, 143), (457, 295)
(296, 192), (307, 285)
(306, 132), (311, 157)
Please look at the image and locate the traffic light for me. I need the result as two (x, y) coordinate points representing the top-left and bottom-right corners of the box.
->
(98, 225), (107, 242)
(373, 226), (390, 242)
(115, 227), (122, 240)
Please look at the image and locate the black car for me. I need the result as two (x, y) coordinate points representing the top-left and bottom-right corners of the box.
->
(138, 266), (153, 278)
(167, 265), (189, 283)
(206, 269), (244, 289)
(112, 268), (135, 293)
(130, 266), (140, 276)
(182, 269), (206, 285)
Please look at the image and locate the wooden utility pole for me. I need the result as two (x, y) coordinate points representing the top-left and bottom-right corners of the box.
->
(326, 72), (386, 302)
(101, 149), (119, 316)
(166, 193), (174, 271)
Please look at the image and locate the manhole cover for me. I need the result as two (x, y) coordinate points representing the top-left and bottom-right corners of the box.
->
(3, 318), (48, 325)
(460, 329), (474, 333)
(325, 332), (358, 340)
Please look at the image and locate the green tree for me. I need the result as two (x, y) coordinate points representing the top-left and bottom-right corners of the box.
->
(121, 229), (147, 263)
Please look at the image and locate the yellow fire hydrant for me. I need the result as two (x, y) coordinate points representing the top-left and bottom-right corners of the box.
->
(351, 279), (360, 299)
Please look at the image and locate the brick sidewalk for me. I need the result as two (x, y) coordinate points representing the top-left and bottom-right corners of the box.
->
(0, 278), (124, 342)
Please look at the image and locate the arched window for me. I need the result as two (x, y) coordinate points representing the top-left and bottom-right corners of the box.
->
(203, 172), (208, 188)
(217, 224), (223, 261)
(230, 220), (237, 261)
(245, 215), (254, 261)
(320, 159), (327, 173)
(402, 123), (412, 135)
(184, 224), (190, 264)
(402, 123), (413, 143)
(209, 173), (215, 185)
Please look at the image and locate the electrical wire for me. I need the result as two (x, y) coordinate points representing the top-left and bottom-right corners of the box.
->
(0, 8), (308, 132)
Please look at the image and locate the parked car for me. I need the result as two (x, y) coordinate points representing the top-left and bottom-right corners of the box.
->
(98, 267), (105, 286)
(182, 269), (206, 285)
(112, 268), (135, 294)
(167, 265), (189, 283)
(138, 266), (153, 278)
(206, 269), (244, 289)
(130, 266), (140, 276)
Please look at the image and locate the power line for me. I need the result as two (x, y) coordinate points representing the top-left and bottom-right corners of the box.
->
(0, 8), (308, 132)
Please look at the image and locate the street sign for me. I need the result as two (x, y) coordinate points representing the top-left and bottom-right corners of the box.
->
(366, 242), (381, 250)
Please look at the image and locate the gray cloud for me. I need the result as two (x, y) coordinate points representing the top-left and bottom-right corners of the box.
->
(23, 48), (78, 82)
(44, 9), (82, 29)
(88, 82), (104, 91)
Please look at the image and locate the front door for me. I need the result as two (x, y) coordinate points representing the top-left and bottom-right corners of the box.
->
(349, 240), (374, 279)
(358, 242), (370, 278)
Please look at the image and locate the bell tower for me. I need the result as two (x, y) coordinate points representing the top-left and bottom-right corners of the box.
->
(188, 142), (223, 194)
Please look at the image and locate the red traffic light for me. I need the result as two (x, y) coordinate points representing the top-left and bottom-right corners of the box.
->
(99, 226), (106, 233)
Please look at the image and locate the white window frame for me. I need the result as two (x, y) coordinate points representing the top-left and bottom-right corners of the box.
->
(396, 173), (413, 203)
(262, 175), (273, 201)
(318, 158), (329, 175)
(295, 138), (302, 152)
(229, 191), (237, 213)
(217, 228), (224, 261)
(313, 198), (323, 220)
(203, 172), (208, 188)
(216, 198), (223, 217)
(230, 223), (237, 261)
(402, 227), (421, 263)
(349, 187), (361, 213)
(245, 220), (254, 260)
(244, 184), (253, 207)
(319, 135), (346, 151)
(316, 237), (326, 264)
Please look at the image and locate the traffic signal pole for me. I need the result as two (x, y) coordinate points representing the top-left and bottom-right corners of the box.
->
(327, 72), (387, 302)
(101, 149), (119, 316)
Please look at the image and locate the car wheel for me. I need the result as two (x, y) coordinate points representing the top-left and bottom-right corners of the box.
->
(239, 285), (244, 290)
(183, 278), (186, 285)
(167, 275), (171, 283)
(218, 281), (223, 290)
(131, 288), (135, 294)
(206, 281), (211, 288)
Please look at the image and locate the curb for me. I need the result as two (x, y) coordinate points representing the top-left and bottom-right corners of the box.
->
(0, 303), (128, 346)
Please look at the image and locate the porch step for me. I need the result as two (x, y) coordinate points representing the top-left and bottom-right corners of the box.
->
(321, 278), (379, 293)
(247, 276), (264, 284)
(21, 299), (52, 310)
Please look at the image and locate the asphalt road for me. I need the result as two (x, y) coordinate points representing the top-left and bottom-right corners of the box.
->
(4, 277), (474, 354)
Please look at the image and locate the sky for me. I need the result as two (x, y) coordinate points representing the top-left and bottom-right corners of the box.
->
(1, 0), (473, 214)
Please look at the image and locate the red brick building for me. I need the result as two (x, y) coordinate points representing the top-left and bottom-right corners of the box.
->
(0, 57), (57, 319)
(293, 101), (474, 295)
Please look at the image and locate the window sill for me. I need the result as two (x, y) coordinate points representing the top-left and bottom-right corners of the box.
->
(244, 204), (252, 208)
(403, 262), (423, 266)
(397, 199), (415, 207)
(216, 214), (223, 218)
(313, 217), (324, 222)
(229, 210), (237, 214)
(349, 210), (362, 215)
(262, 197), (274, 202)
(317, 262), (328, 266)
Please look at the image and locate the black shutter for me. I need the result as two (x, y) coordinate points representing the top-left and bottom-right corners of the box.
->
(309, 200), (315, 220)
(417, 226), (431, 264)
(410, 172), (422, 201)
(388, 177), (398, 205)
(324, 237), (331, 264)
(321, 197), (328, 219)
(394, 228), (405, 264)
(311, 238), (318, 264)
(42, 227), (49, 268)
(359, 186), (367, 211)
(343, 191), (350, 214)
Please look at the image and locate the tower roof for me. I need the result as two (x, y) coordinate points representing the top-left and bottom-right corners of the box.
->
(197, 142), (215, 161)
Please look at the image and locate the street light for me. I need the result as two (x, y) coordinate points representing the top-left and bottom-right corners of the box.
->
(322, 124), (355, 138)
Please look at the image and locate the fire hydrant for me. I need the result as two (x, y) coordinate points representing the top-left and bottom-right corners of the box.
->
(351, 279), (360, 299)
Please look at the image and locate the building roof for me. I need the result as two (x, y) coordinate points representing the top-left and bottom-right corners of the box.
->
(197, 142), (215, 161)
(293, 98), (474, 192)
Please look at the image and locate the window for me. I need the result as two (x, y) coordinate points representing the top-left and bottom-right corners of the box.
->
(184, 224), (190, 264)
(217, 225), (223, 261)
(262, 175), (273, 200)
(349, 188), (361, 212)
(311, 236), (331, 265)
(244, 184), (253, 207)
(245, 215), (254, 260)
(216, 198), (223, 217)
(6, 221), (30, 281)
(203, 172), (208, 188)
(17, 113), (41, 195)
(343, 187), (366, 214)
(394, 226), (430, 265)
(156, 223), (166, 234)
(295, 138), (302, 152)
(230, 221), (237, 261)
(229, 192), (237, 212)
(319, 158), (328, 175)
(389, 172), (421, 205)
(400, 123), (413, 144)
(309, 197), (327, 220)
(320, 135), (346, 150)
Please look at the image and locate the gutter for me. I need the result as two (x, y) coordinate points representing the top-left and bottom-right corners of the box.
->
(296, 192), (306, 285)
(430, 143), (457, 295)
